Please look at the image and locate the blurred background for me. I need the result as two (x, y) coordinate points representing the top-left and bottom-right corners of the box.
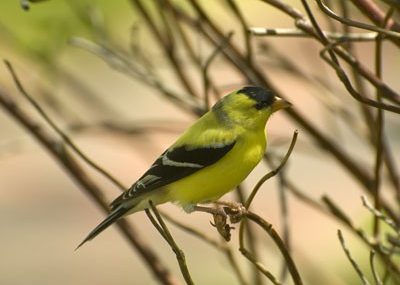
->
(0, 0), (399, 284)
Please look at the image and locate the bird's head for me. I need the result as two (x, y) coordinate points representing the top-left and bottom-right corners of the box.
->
(212, 86), (291, 129)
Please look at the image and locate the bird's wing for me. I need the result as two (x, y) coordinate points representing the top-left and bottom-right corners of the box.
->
(110, 141), (236, 209)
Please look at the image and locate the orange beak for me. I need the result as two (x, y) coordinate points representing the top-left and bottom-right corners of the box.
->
(271, 97), (292, 113)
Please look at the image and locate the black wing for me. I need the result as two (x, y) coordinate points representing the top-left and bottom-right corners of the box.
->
(110, 141), (236, 209)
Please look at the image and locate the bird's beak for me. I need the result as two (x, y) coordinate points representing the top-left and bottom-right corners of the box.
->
(271, 97), (292, 113)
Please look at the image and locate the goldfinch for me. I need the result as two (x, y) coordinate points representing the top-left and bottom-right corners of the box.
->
(78, 86), (291, 247)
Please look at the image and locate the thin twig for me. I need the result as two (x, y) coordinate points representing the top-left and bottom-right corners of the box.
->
(243, 210), (303, 285)
(361, 196), (399, 233)
(300, 0), (400, 114)
(160, 211), (249, 285)
(373, 7), (394, 237)
(235, 185), (261, 285)
(338, 230), (371, 285)
(0, 88), (178, 285)
(163, 0), (222, 101)
(336, 1), (400, 202)
(4, 60), (126, 191)
(70, 37), (203, 116)
(146, 202), (194, 285)
(349, 0), (400, 47)
(237, 131), (297, 285)
(226, 0), (253, 63)
(323, 196), (400, 274)
(370, 251), (383, 285)
(257, 0), (400, 105)
(245, 130), (298, 209)
(130, 0), (199, 98)
(250, 27), (378, 41)
(202, 32), (233, 110)
(319, 44), (400, 114)
(277, 165), (290, 281)
(239, 248), (282, 285)
(316, 0), (400, 39)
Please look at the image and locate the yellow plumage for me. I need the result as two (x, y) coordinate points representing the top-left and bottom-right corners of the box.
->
(78, 86), (290, 247)
(168, 116), (267, 205)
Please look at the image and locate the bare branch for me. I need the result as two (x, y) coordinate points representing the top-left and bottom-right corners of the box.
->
(316, 0), (400, 39)
(245, 130), (298, 209)
(239, 248), (282, 285)
(370, 251), (383, 285)
(0, 87), (178, 285)
(250, 27), (378, 41)
(243, 210), (303, 285)
(338, 230), (371, 285)
(146, 202), (194, 285)
(4, 60), (126, 191)
(160, 211), (249, 285)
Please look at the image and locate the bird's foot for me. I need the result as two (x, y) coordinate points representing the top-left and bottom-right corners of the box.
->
(214, 200), (246, 224)
(192, 204), (227, 218)
(191, 205), (233, 241)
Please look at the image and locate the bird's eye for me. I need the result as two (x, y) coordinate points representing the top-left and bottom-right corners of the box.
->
(254, 101), (268, 110)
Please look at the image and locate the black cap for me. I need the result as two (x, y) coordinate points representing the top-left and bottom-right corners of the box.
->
(237, 86), (275, 110)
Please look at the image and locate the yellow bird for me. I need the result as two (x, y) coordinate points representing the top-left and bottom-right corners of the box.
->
(78, 86), (291, 247)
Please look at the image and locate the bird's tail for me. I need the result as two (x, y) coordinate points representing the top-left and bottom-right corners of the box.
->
(76, 206), (128, 250)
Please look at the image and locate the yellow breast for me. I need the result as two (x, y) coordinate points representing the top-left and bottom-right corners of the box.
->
(166, 130), (266, 205)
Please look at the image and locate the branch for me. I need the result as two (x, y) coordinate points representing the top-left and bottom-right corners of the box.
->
(0, 87), (178, 285)
(316, 0), (400, 39)
(245, 130), (298, 209)
(160, 211), (249, 285)
(322, 196), (400, 274)
(258, 0), (400, 104)
(338, 230), (371, 285)
(202, 32), (234, 110)
(370, 251), (383, 285)
(129, 0), (199, 98)
(239, 248), (282, 285)
(146, 202), (194, 285)
(319, 45), (400, 114)
(250, 27), (378, 41)
(243, 210), (303, 285)
(4, 60), (126, 191)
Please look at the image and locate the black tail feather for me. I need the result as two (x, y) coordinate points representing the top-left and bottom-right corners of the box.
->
(76, 207), (128, 250)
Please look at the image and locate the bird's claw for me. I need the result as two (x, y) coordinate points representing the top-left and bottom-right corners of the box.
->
(215, 201), (246, 223)
(210, 212), (234, 242)
(193, 202), (247, 241)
